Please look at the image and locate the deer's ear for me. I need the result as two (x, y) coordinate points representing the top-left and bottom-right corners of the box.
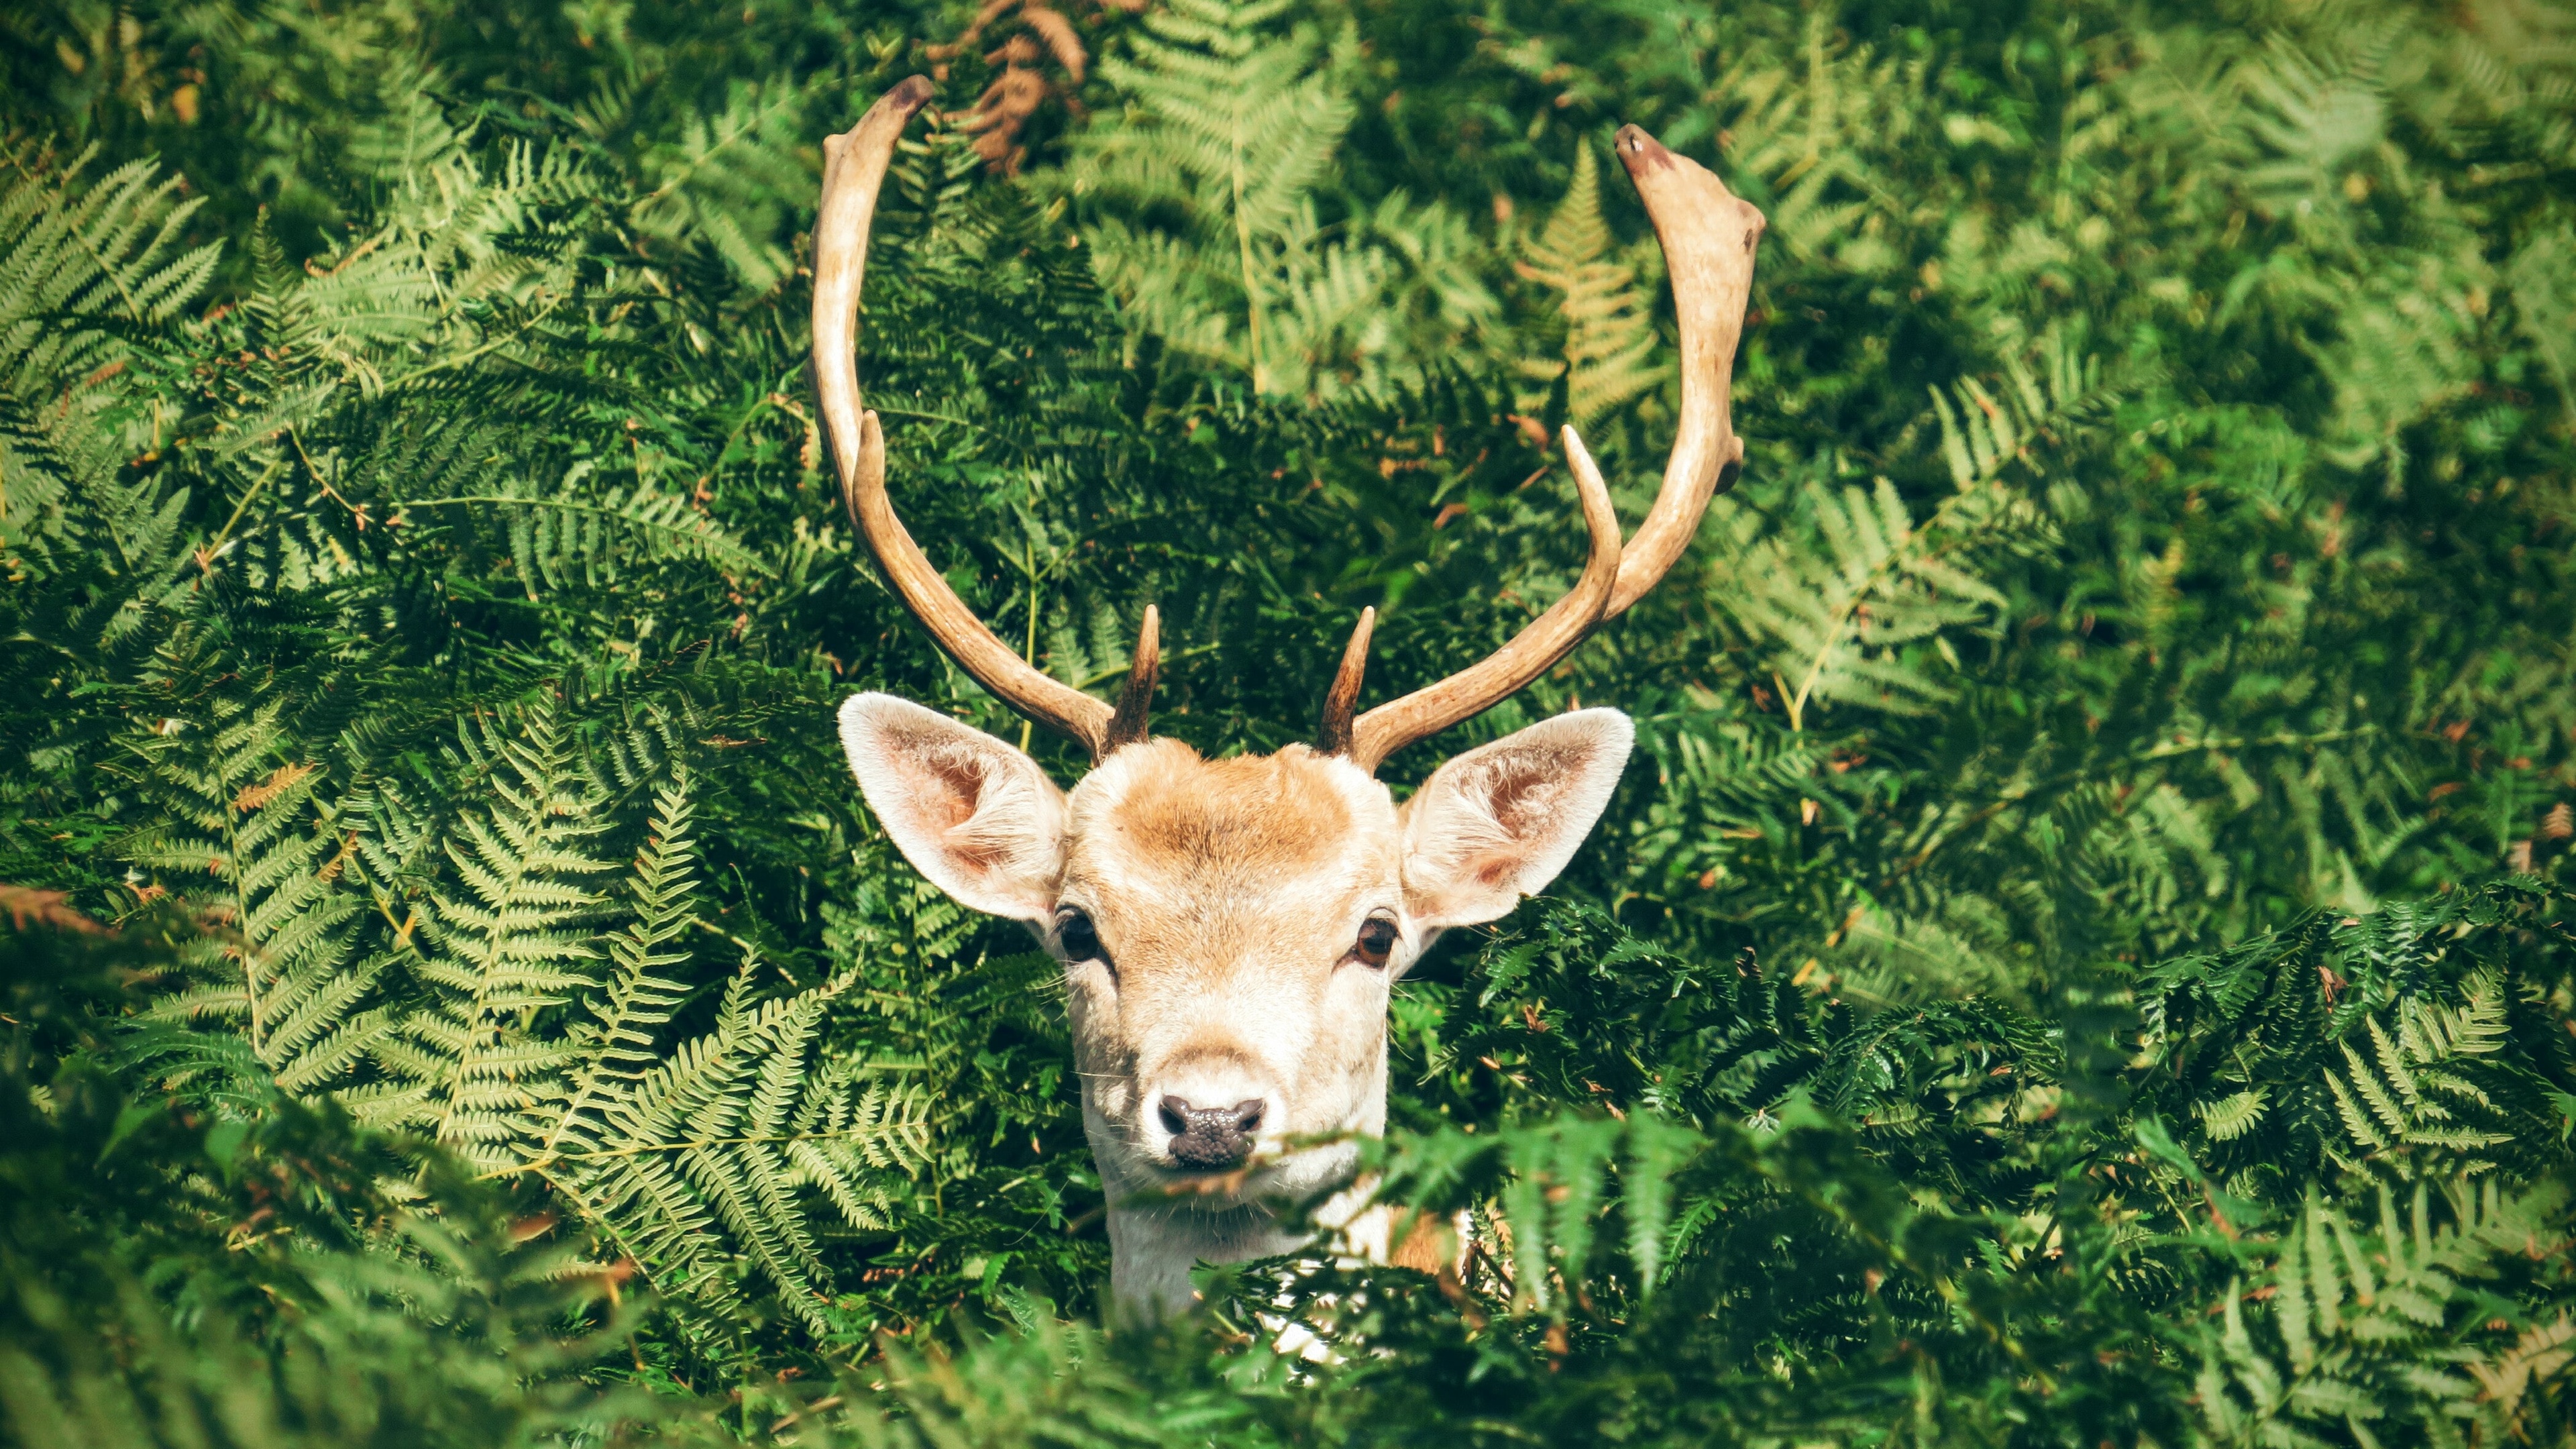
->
(1399, 709), (1634, 930)
(838, 694), (1067, 924)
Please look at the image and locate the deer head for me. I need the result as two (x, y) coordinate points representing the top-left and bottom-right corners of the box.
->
(816, 77), (1762, 1315)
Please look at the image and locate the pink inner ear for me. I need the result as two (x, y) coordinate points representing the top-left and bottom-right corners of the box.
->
(923, 753), (981, 830)
(1471, 770), (1562, 885)
(917, 749), (1005, 877)
(1487, 767), (1552, 835)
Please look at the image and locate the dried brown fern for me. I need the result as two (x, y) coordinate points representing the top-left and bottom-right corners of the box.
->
(928, 0), (1148, 173)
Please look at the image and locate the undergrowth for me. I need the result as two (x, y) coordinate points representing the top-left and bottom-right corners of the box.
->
(3, 0), (2573, 1442)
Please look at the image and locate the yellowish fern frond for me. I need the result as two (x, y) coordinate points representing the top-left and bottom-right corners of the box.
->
(1515, 142), (1664, 425)
(2198, 1088), (2271, 1142)
(2323, 971), (2518, 1183)
(2198, 1181), (2563, 1446)
(125, 690), (933, 1337)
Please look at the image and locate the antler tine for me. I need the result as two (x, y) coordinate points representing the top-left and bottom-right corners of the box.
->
(1316, 605), (1375, 756)
(1603, 125), (1766, 621)
(1342, 427), (1623, 774)
(816, 77), (1149, 763)
(1104, 604), (1160, 752)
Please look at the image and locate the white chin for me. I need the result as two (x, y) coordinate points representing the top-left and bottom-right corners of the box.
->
(1249, 1139), (1360, 1199)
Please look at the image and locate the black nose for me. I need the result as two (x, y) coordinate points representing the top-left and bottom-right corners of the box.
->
(1158, 1095), (1264, 1171)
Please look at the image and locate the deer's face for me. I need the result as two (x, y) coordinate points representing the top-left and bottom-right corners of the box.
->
(1057, 740), (1401, 1201)
(840, 698), (1633, 1207)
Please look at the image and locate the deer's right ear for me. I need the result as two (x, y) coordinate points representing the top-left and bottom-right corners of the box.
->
(837, 694), (1067, 924)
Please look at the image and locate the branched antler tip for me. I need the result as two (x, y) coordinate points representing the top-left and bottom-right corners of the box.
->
(827, 95), (1755, 776)
(1320, 126), (1758, 773)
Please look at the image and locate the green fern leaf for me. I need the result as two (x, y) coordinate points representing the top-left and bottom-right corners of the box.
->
(1067, 0), (1493, 395)
(1515, 142), (1666, 424)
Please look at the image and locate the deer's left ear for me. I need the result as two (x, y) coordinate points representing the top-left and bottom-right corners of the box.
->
(1398, 708), (1634, 930)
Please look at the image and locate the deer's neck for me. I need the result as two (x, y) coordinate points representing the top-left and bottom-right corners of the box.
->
(1102, 1174), (1396, 1320)
(1104, 1195), (1305, 1318)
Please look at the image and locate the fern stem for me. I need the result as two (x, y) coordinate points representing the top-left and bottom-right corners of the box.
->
(223, 804), (264, 1056)
(1231, 124), (1269, 394)
(392, 305), (563, 388)
(394, 497), (771, 574)
(1075, 641), (1218, 689)
(1886, 726), (2384, 884)
(205, 457), (288, 561)
(869, 402), (1011, 441)
(507, 1126), (883, 1175)
(523, 1161), (661, 1286)
(628, 75), (815, 211)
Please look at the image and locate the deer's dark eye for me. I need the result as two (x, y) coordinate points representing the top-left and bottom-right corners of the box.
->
(1351, 916), (1398, 969)
(1055, 908), (1106, 967)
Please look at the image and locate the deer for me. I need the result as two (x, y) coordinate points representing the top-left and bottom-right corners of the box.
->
(814, 76), (1762, 1318)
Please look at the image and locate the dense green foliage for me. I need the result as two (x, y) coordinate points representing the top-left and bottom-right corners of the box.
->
(4, 0), (2575, 1442)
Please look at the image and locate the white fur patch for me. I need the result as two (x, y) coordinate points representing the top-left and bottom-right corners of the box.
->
(1399, 708), (1634, 928)
(837, 694), (1067, 923)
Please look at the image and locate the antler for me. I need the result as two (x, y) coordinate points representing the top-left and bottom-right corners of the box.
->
(1320, 126), (1764, 774)
(814, 76), (1157, 763)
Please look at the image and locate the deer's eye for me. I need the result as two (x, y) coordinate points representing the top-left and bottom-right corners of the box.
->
(1055, 908), (1106, 967)
(1350, 916), (1399, 969)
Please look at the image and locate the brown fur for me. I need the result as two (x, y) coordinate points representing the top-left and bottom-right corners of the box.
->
(1104, 741), (1354, 877)
(1387, 1210), (1466, 1275)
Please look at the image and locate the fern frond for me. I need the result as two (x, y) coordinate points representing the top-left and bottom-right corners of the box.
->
(2320, 969), (2522, 1184)
(123, 696), (386, 1097)
(1927, 332), (2109, 490)
(396, 478), (769, 594)
(627, 74), (817, 294)
(2191, 1181), (2559, 1447)
(2199, 1088), (2271, 1142)
(1516, 142), (1664, 423)
(0, 147), (217, 574)
(1724, 472), (2023, 730)
(1069, 0), (1492, 394)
